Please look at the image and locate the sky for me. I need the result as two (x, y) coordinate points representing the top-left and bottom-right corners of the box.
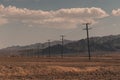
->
(0, 0), (120, 48)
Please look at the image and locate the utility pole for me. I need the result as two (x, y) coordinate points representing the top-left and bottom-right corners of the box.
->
(83, 23), (91, 60)
(27, 49), (30, 57)
(48, 40), (51, 57)
(60, 35), (65, 58)
(41, 44), (44, 57)
(31, 49), (34, 57)
(37, 44), (40, 58)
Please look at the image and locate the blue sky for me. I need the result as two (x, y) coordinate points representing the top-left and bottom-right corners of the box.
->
(0, 0), (120, 48)
(0, 0), (119, 11)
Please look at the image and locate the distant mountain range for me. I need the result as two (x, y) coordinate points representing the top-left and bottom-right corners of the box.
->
(0, 40), (72, 56)
(42, 34), (120, 55)
(0, 34), (120, 56)
(66, 35), (120, 52)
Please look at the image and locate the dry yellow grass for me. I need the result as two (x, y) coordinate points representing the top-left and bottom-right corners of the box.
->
(0, 54), (119, 80)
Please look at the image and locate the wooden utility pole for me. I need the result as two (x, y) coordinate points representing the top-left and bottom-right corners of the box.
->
(60, 35), (65, 58)
(48, 40), (51, 57)
(41, 44), (44, 57)
(83, 23), (91, 60)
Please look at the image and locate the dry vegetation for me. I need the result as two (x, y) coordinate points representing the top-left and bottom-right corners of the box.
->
(0, 53), (120, 80)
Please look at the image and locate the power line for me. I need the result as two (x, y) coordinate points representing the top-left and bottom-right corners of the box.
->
(63, 28), (83, 37)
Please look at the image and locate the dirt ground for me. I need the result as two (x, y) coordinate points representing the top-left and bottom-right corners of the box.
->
(0, 54), (119, 80)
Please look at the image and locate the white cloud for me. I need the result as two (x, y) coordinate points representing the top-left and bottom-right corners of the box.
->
(112, 9), (120, 16)
(0, 4), (109, 29)
(0, 5), (7, 25)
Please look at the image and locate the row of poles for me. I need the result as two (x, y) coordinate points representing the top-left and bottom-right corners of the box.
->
(47, 23), (91, 60)
(47, 35), (64, 58)
(23, 23), (91, 60)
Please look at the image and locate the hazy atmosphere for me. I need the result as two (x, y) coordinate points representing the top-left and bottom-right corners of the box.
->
(0, 0), (120, 80)
(0, 0), (120, 48)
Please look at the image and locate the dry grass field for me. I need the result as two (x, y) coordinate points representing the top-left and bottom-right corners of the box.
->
(0, 53), (119, 80)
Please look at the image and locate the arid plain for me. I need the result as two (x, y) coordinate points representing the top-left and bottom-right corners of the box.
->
(0, 52), (119, 80)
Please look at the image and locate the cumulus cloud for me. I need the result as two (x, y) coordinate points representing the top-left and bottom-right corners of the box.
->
(0, 4), (108, 29)
(112, 9), (120, 16)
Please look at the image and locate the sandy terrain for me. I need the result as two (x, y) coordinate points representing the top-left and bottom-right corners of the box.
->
(0, 55), (119, 80)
